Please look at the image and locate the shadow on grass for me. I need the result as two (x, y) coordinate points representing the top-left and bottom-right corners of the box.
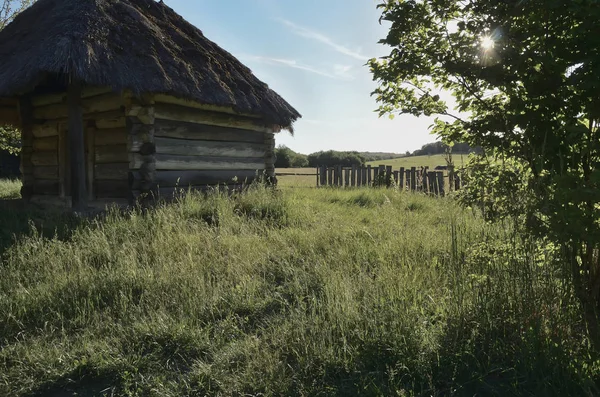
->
(28, 368), (120, 397)
(0, 199), (85, 257)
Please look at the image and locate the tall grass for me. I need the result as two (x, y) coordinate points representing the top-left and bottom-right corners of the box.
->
(0, 178), (21, 199)
(0, 185), (597, 396)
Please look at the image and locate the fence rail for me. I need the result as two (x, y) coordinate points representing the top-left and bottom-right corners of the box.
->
(314, 165), (462, 196)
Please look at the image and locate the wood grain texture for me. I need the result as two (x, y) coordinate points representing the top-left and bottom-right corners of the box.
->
(154, 94), (261, 119)
(31, 151), (58, 166)
(95, 180), (129, 199)
(68, 79), (88, 209)
(95, 163), (129, 181)
(95, 145), (129, 164)
(155, 137), (265, 158)
(96, 115), (126, 129)
(155, 103), (270, 132)
(155, 119), (265, 143)
(33, 166), (59, 180)
(133, 170), (260, 188)
(95, 128), (128, 146)
(34, 92), (124, 120)
(32, 124), (59, 138)
(33, 136), (59, 151)
(130, 153), (265, 171)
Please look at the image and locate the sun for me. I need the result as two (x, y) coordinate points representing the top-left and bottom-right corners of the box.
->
(480, 36), (495, 51)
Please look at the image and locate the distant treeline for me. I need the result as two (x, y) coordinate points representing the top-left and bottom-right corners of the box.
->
(274, 142), (480, 168)
(410, 141), (482, 157)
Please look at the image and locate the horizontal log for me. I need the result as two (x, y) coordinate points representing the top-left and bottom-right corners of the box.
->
(130, 153), (264, 171)
(33, 166), (59, 180)
(154, 94), (261, 119)
(154, 103), (270, 132)
(154, 137), (265, 158)
(32, 124), (59, 138)
(126, 105), (154, 125)
(155, 119), (265, 143)
(33, 93), (123, 120)
(95, 145), (129, 164)
(0, 105), (19, 126)
(31, 87), (114, 108)
(95, 163), (129, 180)
(33, 136), (59, 151)
(95, 180), (130, 199)
(132, 170), (260, 188)
(95, 128), (128, 146)
(33, 179), (60, 195)
(31, 151), (58, 166)
(96, 115), (126, 129)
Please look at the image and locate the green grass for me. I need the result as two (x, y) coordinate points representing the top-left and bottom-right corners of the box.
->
(0, 178), (22, 199)
(367, 154), (472, 169)
(0, 183), (598, 396)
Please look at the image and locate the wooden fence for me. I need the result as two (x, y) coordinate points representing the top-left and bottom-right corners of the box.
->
(315, 165), (462, 196)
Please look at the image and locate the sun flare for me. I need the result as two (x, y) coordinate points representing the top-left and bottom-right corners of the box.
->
(480, 36), (495, 51)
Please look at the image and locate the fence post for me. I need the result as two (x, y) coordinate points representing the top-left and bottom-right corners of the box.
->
(393, 171), (399, 186)
(455, 170), (461, 191)
(344, 167), (350, 187)
(410, 167), (417, 191)
(333, 166), (339, 187)
(328, 167), (333, 186)
(385, 166), (393, 187)
(362, 167), (367, 186)
(428, 172), (436, 196)
(378, 165), (385, 186)
(422, 167), (429, 193)
(319, 166), (326, 187)
(357, 166), (362, 187)
(437, 171), (445, 196)
(316, 167), (320, 187)
(367, 165), (372, 186)
(399, 167), (405, 190)
(373, 166), (379, 186)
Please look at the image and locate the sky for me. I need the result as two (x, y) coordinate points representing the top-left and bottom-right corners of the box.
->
(166, 0), (441, 155)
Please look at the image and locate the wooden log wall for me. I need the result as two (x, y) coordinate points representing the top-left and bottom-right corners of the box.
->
(316, 165), (462, 197)
(125, 93), (156, 203)
(151, 96), (274, 194)
(19, 97), (35, 200)
(26, 87), (128, 202)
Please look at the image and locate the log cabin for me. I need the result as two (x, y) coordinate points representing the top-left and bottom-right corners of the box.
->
(0, 0), (300, 210)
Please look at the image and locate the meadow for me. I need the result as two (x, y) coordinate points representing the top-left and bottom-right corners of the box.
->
(276, 155), (471, 187)
(0, 179), (598, 396)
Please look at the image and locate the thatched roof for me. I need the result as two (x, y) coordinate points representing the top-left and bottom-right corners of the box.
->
(0, 0), (301, 128)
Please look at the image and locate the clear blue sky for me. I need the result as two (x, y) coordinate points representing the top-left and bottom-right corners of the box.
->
(167, 0), (440, 155)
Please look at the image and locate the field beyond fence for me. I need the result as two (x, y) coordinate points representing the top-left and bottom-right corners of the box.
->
(277, 165), (462, 196)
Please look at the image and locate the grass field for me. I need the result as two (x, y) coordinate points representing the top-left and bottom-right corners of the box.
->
(0, 178), (22, 199)
(276, 155), (473, 187)
(0, 179), (598, 396)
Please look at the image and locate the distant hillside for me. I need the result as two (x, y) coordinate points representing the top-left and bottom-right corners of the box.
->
(358, 152), (407, 162)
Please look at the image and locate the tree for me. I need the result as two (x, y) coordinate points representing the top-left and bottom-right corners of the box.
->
(1, 0), (33, 30)
(370, 0), (600, 345)
(274, 145), (309, 168)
